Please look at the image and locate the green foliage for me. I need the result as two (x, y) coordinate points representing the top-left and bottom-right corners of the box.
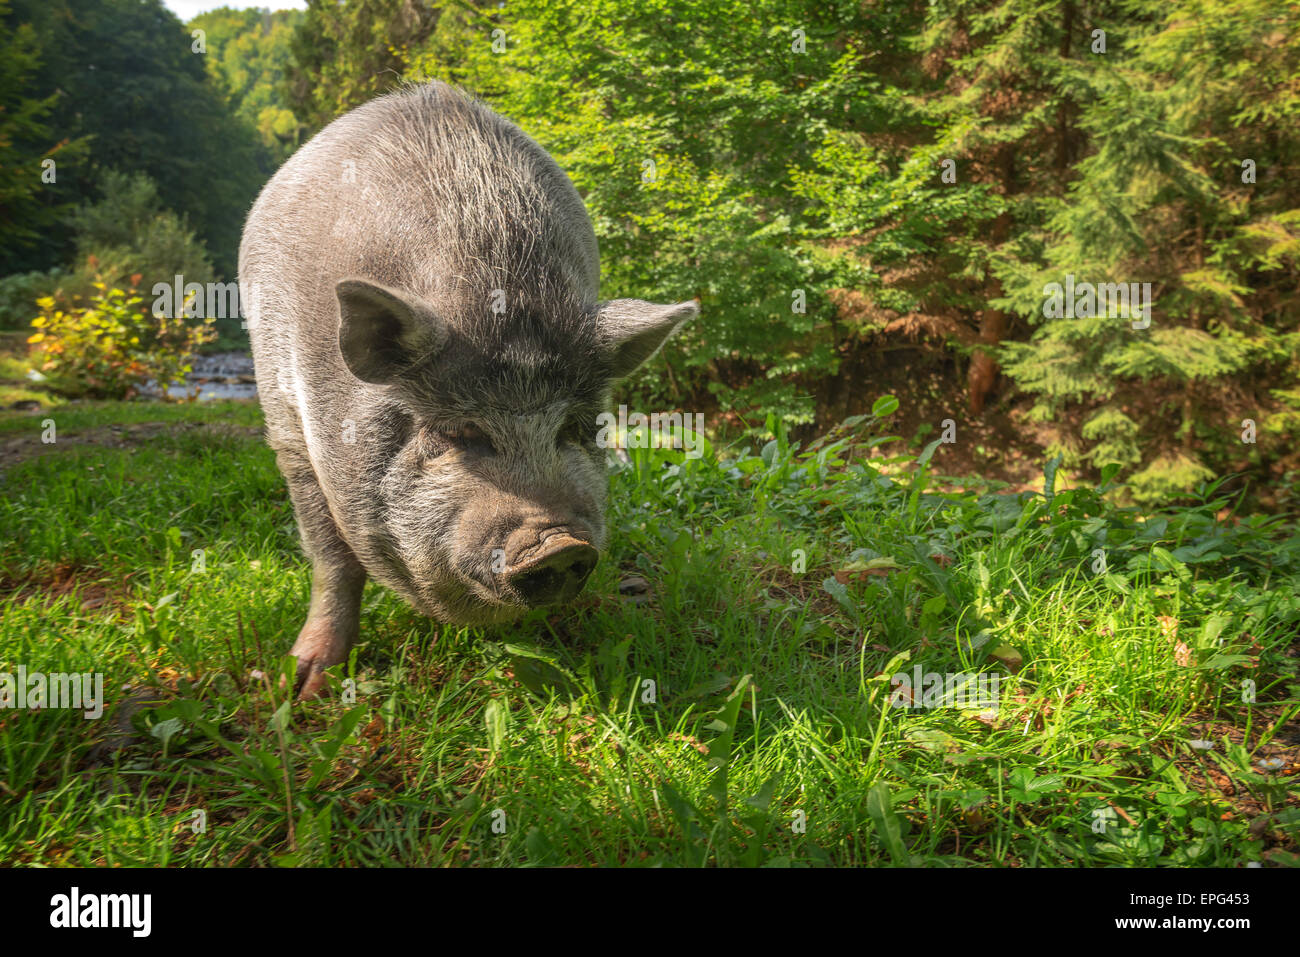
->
(5, 0), (265, 275)
(286, 0), (441, 130)
(407, 0), (1300, 490)
(68, 170), (216, 296)
(0, 170), (215, 335)
(5, 0), (1297, 499)
(0, 0), (89, 273)
(189, 6), (307, 164)
(1, 398), (1297, 866)
(0, 266), (68, 330)
(405, 0), (900, 431)
(27, 280), (214, 399)
(994, 0), (1300, 503)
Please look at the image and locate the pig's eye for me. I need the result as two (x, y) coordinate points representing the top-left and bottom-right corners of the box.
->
(558, 418), (590, 447)
(441, 423), (495, 454)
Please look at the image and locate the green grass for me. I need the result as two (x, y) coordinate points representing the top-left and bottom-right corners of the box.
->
(1, 399), (1298, 867)
(0, 397), (262, 435)
(0, 333), (56, 410)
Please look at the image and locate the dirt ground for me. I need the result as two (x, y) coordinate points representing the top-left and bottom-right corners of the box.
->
(0, 417), (262, 474)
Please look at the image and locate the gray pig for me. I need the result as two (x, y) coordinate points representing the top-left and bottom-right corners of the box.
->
(239, 82), (695, 697)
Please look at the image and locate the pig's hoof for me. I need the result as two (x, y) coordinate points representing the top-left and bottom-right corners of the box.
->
(288, 622), (351, 699)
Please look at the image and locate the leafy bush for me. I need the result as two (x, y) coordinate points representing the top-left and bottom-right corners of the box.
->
(0, 170), (218, 336)
(69, 170), (216, 295)
(392, 0), (1300, 496)
(26, 278), (214, 399)
(407, 0), (877, 434)
(0, 267), (68, 330)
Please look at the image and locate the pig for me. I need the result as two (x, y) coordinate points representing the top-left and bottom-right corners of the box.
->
(238, 81), (696, 697)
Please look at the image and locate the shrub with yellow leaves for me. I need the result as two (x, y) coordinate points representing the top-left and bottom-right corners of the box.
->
(27, 276), (215, 399)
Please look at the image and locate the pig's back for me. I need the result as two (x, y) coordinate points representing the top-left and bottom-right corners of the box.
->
(242, 81), (599, 327)
(239, 81), (600, 455)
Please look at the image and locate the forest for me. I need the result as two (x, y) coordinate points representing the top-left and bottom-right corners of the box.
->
(2, 0), (1297, 504)
(1, 0), (1298, 874)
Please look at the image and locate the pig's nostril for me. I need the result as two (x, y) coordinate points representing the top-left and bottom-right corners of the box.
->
(507, 542), (598, 606)
(515, 567), (563, 603)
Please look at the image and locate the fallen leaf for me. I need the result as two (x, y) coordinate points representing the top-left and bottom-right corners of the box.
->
(1109, 803), (1137, 827)
(833, 557), (902, 583)
(668, 732), (708, 755)
(988, 643), (1024, 673)
(905, 727), (959, 753)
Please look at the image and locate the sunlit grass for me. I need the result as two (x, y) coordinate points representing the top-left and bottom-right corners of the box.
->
(1, 399), (1297, 866)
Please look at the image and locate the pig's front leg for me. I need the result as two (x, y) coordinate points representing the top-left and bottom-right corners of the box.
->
(291, 559), (366, 698)
(277, 447), (367, 698)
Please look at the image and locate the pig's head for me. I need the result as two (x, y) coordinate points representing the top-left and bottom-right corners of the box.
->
(334, 277), (695, 625)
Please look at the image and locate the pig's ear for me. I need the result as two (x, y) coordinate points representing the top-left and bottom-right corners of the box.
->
(597, 299), (697, 379)
(336, 278), (447, 384)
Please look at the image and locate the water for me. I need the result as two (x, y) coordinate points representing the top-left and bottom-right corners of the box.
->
(144, 352), (258, 401)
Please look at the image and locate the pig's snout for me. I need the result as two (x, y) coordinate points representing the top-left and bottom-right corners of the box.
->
(504, 535), (598, 607)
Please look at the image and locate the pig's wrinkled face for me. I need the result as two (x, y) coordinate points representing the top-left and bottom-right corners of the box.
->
(336, 277), (696, 626)
(379, 389), (611, 625)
